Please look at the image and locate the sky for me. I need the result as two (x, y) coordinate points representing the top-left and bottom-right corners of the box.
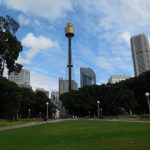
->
(1, 0), (150, 94)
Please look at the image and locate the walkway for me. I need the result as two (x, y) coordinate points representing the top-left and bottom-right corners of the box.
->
(0, 119), (68, 132)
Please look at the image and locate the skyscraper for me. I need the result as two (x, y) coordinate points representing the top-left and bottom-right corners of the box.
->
(8, 69), (31, 88)
(130, 34), (150, 76)
(80, 68), (96, 88)
(59, 78), (78, 95)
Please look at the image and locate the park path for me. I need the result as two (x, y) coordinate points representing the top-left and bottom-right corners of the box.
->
(0, 119), (73, 132)
(106, 119), (150, 123)
(1, 118), (149, 132)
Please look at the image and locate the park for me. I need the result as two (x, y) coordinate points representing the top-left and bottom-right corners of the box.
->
(1, 3), (150, 150)
(0, 119), (150, 150)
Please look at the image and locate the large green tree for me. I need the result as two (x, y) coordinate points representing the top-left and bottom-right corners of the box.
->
(34, 91), (56, 118)
(0, 15), (22, 76)
(0, 77), (21, 119)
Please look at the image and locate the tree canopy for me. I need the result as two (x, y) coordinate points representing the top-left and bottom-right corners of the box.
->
(0, 77), (56, 120)
(0, 15), (22, 76)
(60, 71), (150, 117)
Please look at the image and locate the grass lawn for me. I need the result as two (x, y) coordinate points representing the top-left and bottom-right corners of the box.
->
(0, 119), (150, 150)
(0, 118), (44, 127)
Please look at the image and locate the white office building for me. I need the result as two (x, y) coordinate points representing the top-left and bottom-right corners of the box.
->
(8, 69), (31, 88)
(108, 75), (130, 84)
(51, 91), (59, 106)
(51, 91), (60, 118)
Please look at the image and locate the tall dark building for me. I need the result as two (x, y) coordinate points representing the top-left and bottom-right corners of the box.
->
(80, 68), (96, 88)
(130, 34), (150, 76)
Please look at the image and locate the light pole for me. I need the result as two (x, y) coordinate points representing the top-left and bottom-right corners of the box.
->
(89, 110), (91, 118)
(46, 102), (49, 119)
(145, 92), (150, 114)
(39, 112), (41, 118)
(100, 108), (103, 117)
(97, 101), (100, 119)
(28, 108), (30, 118)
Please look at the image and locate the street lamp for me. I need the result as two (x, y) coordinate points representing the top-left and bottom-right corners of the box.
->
(46, 102), (49, 119)
(145, 92), (150, 114)
(28, 108), (30, 118)
(88, 110), (91, 118)
(97, 100), (100, 118)
(100, 108), (103, 117)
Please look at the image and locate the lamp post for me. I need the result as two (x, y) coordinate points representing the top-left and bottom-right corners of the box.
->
(145, 92), (150, 114)
(88, 110), (91, 118)
(100, 108), (103, 117)
(97, 101), (100, 119)
(28, 108), (30, 118)
(46, 102), (49, 119)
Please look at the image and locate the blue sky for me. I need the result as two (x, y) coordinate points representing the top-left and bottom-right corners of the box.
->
(1, 0), (150, 93)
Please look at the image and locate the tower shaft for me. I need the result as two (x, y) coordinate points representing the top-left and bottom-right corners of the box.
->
(68, 37), (73, 92)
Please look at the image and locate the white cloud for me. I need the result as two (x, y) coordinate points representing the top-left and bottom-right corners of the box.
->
(20, 33), (59, 63)
(74, 0), (150, 36)
(3, 0), (73, 20)
(17, 55), (31, 65)
(17, 14), (30, 26)
(30, 70), (58, 95)
(96, 57), (113, 71)
(119, 32), (131, 46)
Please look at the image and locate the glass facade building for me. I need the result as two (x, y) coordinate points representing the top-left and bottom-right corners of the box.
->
(130, 34), (150, 76)
(80, 68), (96, 88)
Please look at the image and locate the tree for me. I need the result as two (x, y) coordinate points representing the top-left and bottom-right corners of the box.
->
(0, 76), (21, 119)
(19, 88), (36, 118)
(0, 15), (23, 76)
(35, 91), (56, 118)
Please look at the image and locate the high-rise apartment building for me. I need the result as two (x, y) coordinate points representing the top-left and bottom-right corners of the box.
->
(8, 69), (31, 88)
(80, 68), (96, 88)
(59, 78), (78, 95)
(130, 34), (150, 76)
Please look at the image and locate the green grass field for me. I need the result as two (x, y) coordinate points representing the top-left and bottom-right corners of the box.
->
(0, 119), (150, 150)
(0, 118), (44, 127)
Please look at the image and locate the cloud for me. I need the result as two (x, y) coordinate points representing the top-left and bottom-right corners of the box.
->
(30, 70), (58, 95)
(96, 57), (113, 71)
(17, 55), (31, 65)
(17, 14), (41, 27)
(2, 0), (73, 20)
(74, 0), (150, 38)
(119, 32), (131, 46)
(19, 33), (59, 63)
(17, 14), (30, 26)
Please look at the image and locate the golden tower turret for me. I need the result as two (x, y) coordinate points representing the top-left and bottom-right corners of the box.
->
(65, 22), (74, 37)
